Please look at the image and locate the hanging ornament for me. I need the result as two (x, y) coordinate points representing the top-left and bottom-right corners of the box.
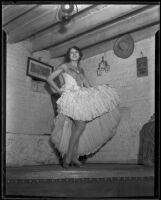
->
(97, 55), (110, 76)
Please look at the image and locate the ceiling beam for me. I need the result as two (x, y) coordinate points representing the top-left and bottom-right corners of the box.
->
(6, 5), (93, 43)
(31, 5), (148, 52)
(82, 24), (159, 60)
(3, 5), (58, 34)
(2, 5), (38, 26)
(47, 5), (159, 58)
(2, 5), (11, 10)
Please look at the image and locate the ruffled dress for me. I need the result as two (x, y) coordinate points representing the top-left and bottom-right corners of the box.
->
(51, 72), (121, 156)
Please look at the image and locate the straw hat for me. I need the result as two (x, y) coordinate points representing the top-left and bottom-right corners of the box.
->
(113, 34), (134, 59)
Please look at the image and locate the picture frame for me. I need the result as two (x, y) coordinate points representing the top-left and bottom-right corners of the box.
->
(27, 57), (53, 81)
(136, 56), (148, 77)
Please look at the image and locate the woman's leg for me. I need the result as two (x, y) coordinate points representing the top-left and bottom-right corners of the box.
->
(71, 122), (79, 161)
(64, 120), (86, 164)
(72, 140), (83, 166)
(71, 122), (82, 164)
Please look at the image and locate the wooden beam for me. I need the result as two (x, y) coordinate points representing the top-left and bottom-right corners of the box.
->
(82, 24), (160, 60)
(2, 5), (11, 10)
(6, 5), (93, 43)
(3, 5), (58, 34)
(31, 5), (148, 52)
(48, 5), (159, 58)
(2, 5), (38, 26)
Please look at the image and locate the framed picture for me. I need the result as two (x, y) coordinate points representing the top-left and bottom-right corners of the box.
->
(27, 57), (53, 81)
(136, 57), (148, 77)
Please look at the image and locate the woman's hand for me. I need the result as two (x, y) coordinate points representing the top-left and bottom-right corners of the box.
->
(58, 88), (64, 95)
(50, 86), (62, 95)
(83, 75), (91, 88)
(79, 68), (91, 88)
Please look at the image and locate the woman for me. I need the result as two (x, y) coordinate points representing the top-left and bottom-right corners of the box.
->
(47, 46), (120, 168)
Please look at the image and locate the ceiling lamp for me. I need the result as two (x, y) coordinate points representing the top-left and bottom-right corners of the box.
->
(56, 4), (78, 21)
(61, 4), (74, 14)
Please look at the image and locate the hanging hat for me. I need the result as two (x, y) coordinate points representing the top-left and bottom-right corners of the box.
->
(113, 34), (134, 59)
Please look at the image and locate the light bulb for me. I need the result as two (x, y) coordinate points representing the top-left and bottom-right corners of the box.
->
(61, 4), (74, 14)
(64, 5), (70, 9)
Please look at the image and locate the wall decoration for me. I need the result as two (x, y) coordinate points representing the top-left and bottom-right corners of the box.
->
(31, 79), (48, 93)
(136, 52), (148, 77)
(97, 56), (110, 76)
(27, 57), (53, 82)
(113, 34), (134, 59)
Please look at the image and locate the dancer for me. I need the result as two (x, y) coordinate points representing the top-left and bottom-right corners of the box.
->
(47, 46), (120, 168)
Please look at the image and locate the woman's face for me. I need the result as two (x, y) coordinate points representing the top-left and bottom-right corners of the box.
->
(69, 48), (80, 61)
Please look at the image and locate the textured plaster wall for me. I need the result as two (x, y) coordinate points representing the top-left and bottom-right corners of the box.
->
(6, 42), (54, 135)
(6, 29), (156, 166)
(6, 41), (56, 166)
(80, 37), (155, 163)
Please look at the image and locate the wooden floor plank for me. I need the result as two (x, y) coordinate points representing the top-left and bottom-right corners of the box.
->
(6, 163), (154, 179)
(5, 164), (155, 198)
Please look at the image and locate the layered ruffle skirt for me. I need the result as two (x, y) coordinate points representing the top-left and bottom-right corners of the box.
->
(51, 84), (121, 156)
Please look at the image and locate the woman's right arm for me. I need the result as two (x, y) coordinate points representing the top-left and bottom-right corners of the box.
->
(47, 65), (66, 94)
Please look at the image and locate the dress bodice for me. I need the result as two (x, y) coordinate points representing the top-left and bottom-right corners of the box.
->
(61, 72), (81, 91)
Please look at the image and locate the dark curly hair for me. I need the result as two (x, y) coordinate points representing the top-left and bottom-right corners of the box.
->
(64, 46), (83, 63)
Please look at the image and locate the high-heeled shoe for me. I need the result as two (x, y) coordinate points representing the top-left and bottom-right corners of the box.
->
(62, 156), (71, 169)
(62, 162), (70, 169)
(71, 158), (84, 167)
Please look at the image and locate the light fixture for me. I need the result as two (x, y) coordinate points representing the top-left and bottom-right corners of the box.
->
(56, 4), (78, 22)
(97, 55), (110, 76)
(61, 4), (74, 14)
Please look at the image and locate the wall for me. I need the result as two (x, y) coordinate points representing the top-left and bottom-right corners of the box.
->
(6, 25), (157, 166)
(80, 36), (155, 163)
(6, 41), (57, 166)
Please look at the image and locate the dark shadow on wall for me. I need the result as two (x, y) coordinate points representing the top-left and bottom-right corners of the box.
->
(138, 114), (155, 167)
(44, 82), (60, 117)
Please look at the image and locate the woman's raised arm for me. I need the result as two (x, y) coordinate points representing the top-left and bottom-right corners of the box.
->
(79, 68), (91, 88)
(83, 75), (91, 88)
(47, 64), (66, 94)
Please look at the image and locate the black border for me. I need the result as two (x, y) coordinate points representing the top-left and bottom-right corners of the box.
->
(154, 29), (160, 198)
(1, 1), (160, 199)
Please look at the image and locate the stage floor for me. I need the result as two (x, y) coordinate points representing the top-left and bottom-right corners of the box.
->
(5, 164), (155, 198)
(6, 163), (154, 179)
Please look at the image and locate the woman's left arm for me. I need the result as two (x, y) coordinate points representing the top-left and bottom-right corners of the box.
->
(83, 75), (91, 87)
(79, 68), (91, 87)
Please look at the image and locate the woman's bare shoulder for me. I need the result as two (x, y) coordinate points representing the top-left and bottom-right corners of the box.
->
(56, 63), (68, 71)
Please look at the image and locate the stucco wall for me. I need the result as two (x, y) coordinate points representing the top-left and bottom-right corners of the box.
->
(6, 41), (56, 166)
(6, 28), (156, 166)
(80, 36), (155, 163)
